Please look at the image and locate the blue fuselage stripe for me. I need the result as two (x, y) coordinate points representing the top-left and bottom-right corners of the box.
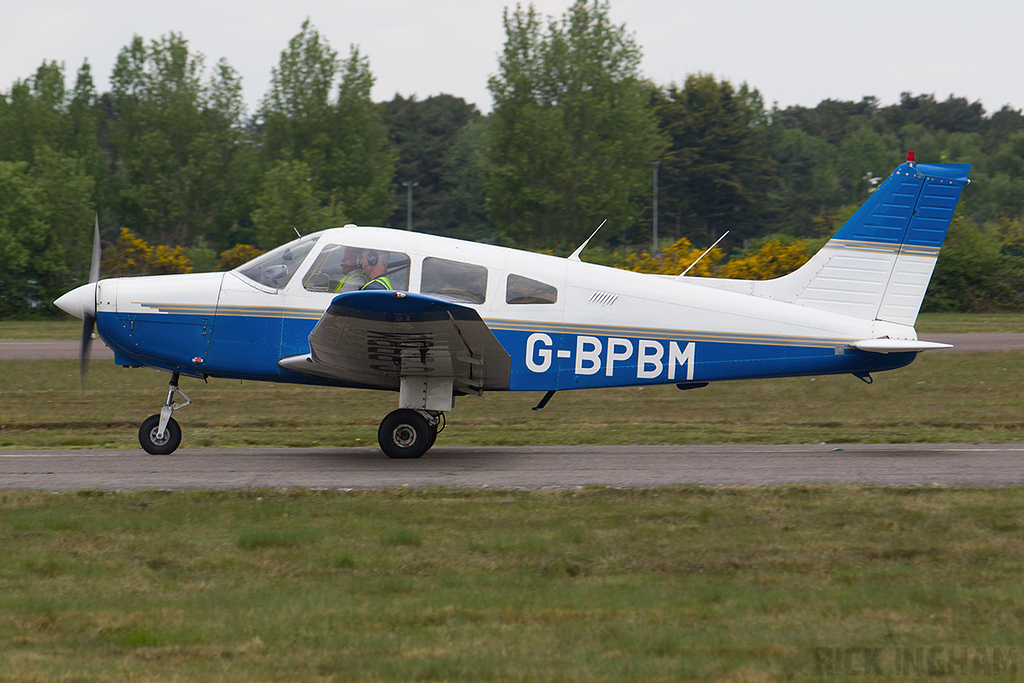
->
(97, 310), (913, 389)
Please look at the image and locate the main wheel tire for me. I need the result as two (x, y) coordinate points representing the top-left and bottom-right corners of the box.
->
(139, 414), (182, 455)
(378, 409), (432, 459)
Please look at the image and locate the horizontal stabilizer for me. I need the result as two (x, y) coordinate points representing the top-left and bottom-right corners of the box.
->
(849, 338), (953, 354)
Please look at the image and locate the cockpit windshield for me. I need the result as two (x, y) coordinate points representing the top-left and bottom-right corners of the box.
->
(236, 233), (321, 289)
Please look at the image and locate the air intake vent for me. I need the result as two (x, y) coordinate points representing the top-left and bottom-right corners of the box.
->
(589, 291), (618, 306)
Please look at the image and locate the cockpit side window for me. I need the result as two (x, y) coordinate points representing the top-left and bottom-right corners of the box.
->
(506, 274), (558, 304)
(302, 244), (411, 293)
(364, 250), (411, 291)
(421, 257), (488, 304)
(237, 234), (320, 290)
(302, 244), (363, 293)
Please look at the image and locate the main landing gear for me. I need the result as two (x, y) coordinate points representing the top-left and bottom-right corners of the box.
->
(137, 373), (447, 459)
(377, 409), (444, 459)
(139, 372), (191, 455)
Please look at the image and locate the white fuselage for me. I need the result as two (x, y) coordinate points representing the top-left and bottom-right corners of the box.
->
(78, 226), (917, 392)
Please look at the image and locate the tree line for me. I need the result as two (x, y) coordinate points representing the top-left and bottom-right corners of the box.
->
(2, 0), (1023, 318)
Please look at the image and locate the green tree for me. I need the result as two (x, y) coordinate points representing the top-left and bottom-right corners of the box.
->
(384, 93), (482, 235)
(194, 57), (260, 248)
(651, 75), (777, 243)
(984, 105), (1024, 152)
(835, 126), (900, 203)
(329, 47), (396, 224)
(923, 216), (1024, 312)
(260, 22), (396, 225)
(990, 130), (1024, 178)
(777, 97), (881, 147)
(989, 216), (1024, 256)
(881, 92), (986, 136)
(0, 62), (65, 163)
(767, 124), (838, 237)
(30, 146), (96, 284)
(259, 19), (337, 181)
(0, 59), (105, 225)
(0, 60), (103, 170)
(108, 33), (256, 247)
(252, 159), (346, 249)
(977, 172), (1024, 222)
(0, 161), (69, 317)
(440, 117), (498, 242)
(484, 0), (666, 250)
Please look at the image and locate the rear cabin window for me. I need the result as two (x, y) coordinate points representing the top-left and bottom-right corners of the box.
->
(420, 257), (488, 304)
(506, 274), (558, 304)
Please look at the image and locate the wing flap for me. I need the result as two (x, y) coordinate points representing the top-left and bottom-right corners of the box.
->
(280, 291), (510, 391)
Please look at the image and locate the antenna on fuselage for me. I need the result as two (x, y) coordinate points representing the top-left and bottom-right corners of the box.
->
(568, 219), (608, 261)
(293, 227), (303, 238)
(677, 231), (729, 278)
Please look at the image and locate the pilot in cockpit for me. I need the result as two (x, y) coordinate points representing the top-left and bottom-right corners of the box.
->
(333, 247), (368, 292)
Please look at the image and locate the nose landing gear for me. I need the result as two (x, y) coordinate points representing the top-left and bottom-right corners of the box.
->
(139, 372), (191, 454)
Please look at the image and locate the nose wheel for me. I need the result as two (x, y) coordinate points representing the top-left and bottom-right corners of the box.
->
(139, 373), (191, 454)
(378, 409), (442, 459)
(139, 414), (182, 454)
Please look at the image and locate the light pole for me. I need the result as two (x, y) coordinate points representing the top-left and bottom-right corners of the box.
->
(651, 160), (661, 253)
(402, 181), (418, 231)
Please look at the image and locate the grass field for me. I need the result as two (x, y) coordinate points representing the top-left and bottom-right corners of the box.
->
(0, 318), (82, 340)
(1, 486), (1022, 682)
(3, 317), (1023, 682)
(3, 349), (1024, 449)
(915, 312), (1024, 333)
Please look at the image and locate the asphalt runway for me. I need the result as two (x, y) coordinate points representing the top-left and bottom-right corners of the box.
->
(1, 444), (1023, 491)
(0, 340), (113, 360)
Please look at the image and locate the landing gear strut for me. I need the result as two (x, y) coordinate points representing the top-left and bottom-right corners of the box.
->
(139, 372), (191, 454)
(377, 409), (443, 459)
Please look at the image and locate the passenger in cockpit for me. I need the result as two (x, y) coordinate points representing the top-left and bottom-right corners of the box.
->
(360, 250), (393, 290)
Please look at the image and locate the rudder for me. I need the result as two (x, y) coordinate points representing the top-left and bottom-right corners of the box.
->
(789, 158), (971, 324)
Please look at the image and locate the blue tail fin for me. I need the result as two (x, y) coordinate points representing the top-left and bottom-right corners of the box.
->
(788, 159), (971, 325)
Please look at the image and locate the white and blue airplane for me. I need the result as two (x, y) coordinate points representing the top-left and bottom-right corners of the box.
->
(56, 155), (970, 458)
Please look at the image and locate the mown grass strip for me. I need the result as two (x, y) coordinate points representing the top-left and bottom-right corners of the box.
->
(915, 311), (1024, 333)
(0, 486), (1021, 681)
(3, 351), (1024, 449)
(0, 318), (82, 340)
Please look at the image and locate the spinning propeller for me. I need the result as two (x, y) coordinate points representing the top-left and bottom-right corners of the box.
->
(54, 216), (101, 388)
(80, 216), (101, 387)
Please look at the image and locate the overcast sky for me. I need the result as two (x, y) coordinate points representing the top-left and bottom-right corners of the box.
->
(2, 0), (1021, 117)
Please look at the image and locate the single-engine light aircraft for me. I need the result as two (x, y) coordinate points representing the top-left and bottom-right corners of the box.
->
(56, 154), (970, 458)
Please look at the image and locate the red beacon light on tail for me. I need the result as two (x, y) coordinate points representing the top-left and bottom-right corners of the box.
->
(907, 150), (915, 163)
